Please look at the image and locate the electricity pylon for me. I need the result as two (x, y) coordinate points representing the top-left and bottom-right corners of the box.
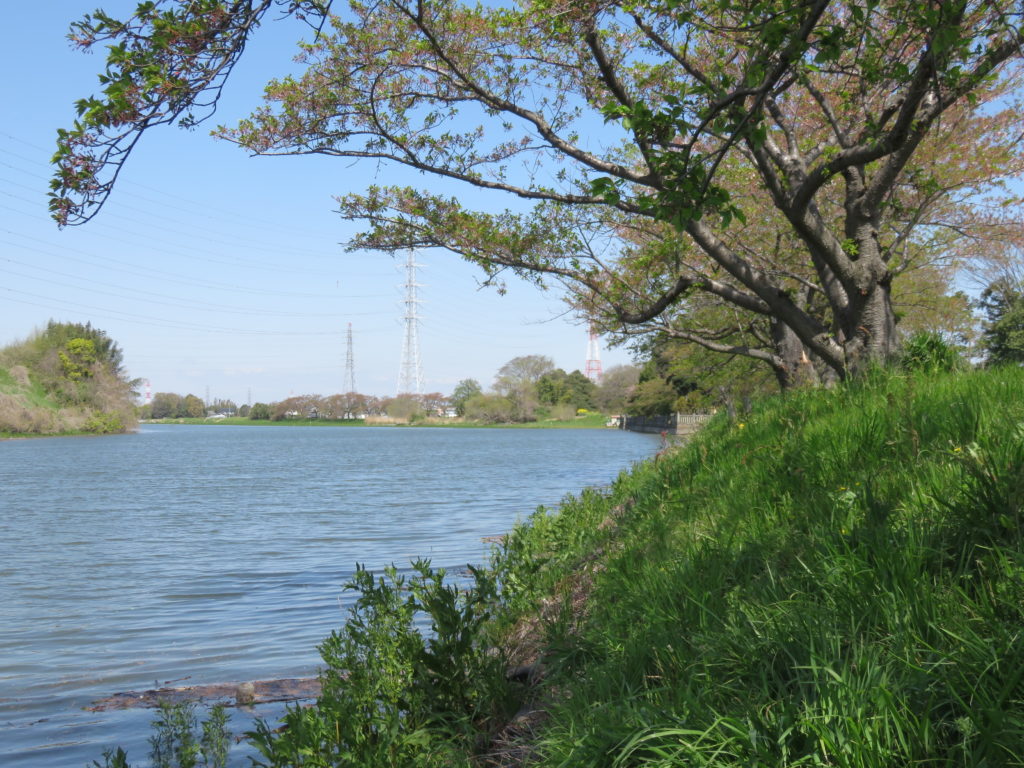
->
(397, 251), (424, 395)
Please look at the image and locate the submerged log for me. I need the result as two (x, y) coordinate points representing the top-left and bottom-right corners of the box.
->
(86, 677), (322, 711)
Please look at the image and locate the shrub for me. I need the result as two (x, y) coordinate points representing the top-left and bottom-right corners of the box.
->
(249, 560), (511, 767)
(463, 393), (515, 423)
(83, 412), (125, 434)
(248, 403), (272, 420)
(898, 330), (965, 374)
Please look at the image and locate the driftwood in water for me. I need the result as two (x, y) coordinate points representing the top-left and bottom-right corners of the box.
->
(87, 677), (322, 711)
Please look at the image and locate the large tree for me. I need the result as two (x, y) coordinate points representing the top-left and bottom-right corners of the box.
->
(593, 363), (640, 414)
(449, 378), (482, 416)
(979, 274), (1024, 366)
(52, 0), (1024, 382)
(493, 354), (555, 420)
(537, 368), (597, 410)
(150, 391), (184, 419)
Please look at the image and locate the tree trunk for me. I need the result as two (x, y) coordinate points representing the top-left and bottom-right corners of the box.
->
(841, 274), (898, 374)
(770, 319), (820, 390)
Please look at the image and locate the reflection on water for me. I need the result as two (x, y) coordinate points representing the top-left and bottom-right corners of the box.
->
(0, 424), (657, 767)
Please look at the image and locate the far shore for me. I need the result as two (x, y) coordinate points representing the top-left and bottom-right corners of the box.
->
(141, 413), (615, 430)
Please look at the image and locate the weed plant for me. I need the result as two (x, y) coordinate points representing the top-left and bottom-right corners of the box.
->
(248, 560), (514, 767)
(91, 703), (230, 768)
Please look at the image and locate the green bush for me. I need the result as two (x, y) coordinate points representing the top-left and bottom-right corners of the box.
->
(898, 330), (965, 374)
(249, 560), (512, 767)
(248, 402), (272, 420)
(83, 412), (125, 434)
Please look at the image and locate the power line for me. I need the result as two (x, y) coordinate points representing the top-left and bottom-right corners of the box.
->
(0, 286), (342, 337)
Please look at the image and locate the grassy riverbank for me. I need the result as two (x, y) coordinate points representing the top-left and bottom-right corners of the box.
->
(102, 366), (1024, 767)
(484, 365), (1024, 766)
(0, 323), (136, 436)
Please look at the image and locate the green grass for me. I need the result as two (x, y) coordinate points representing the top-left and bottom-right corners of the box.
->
(0, 366), (53, 409)
(490, 365), (1024, 766)
(0, 364), (74, 437)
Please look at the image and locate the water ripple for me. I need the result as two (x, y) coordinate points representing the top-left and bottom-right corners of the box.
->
(0, 424), (658, 767)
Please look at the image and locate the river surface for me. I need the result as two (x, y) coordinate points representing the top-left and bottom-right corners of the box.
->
(0, 424), (658, 767)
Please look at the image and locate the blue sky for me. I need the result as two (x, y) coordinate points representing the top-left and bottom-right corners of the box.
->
(0, 3), (631, 405)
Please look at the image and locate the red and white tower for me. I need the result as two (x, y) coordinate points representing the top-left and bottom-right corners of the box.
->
(585, 324), (603, 382)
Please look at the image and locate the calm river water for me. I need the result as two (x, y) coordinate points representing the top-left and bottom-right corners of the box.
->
(0, 424), (658, 767)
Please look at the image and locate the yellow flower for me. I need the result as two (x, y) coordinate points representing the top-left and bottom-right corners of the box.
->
(737, 423), (746, 429)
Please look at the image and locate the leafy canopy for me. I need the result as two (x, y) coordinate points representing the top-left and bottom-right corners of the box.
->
(52, 0), (1024, 384)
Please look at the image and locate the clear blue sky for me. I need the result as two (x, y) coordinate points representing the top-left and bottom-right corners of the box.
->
(0, 3), (632, 405)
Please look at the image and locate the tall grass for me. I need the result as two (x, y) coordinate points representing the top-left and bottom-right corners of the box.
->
(491, 367), (1024, 766)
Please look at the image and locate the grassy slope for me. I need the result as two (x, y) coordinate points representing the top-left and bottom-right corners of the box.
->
(0, 366), (53, 410)
(491, 366), (1024, 766)
(0, 367), (130, 437)
(0, 365), (68, 437)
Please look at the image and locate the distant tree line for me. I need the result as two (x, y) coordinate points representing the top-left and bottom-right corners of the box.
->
(139, 278), (1024, 427)
(450, 354), (642, 424)
(139, 391), (453, 423)
(137, 353), (652, 426)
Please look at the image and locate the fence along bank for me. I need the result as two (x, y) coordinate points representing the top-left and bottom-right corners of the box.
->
(620, 412), (714, 435)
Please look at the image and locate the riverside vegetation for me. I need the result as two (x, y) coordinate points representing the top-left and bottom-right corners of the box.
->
(147, 412), (610, 430)
(95, 362), (1024, 767)
(0, 322), (137, 436)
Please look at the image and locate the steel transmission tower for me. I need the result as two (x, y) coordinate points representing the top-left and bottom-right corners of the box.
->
(343, 322), (356, 393)
(585, 324), (603, 381)
(397, 251), (424, 395)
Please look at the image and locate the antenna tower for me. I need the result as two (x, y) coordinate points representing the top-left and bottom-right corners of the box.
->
(143, 379), (152, 405)
(397, 251), (424, 395)
(343, 322), (356, 393)
(585, 324), (603, 381)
